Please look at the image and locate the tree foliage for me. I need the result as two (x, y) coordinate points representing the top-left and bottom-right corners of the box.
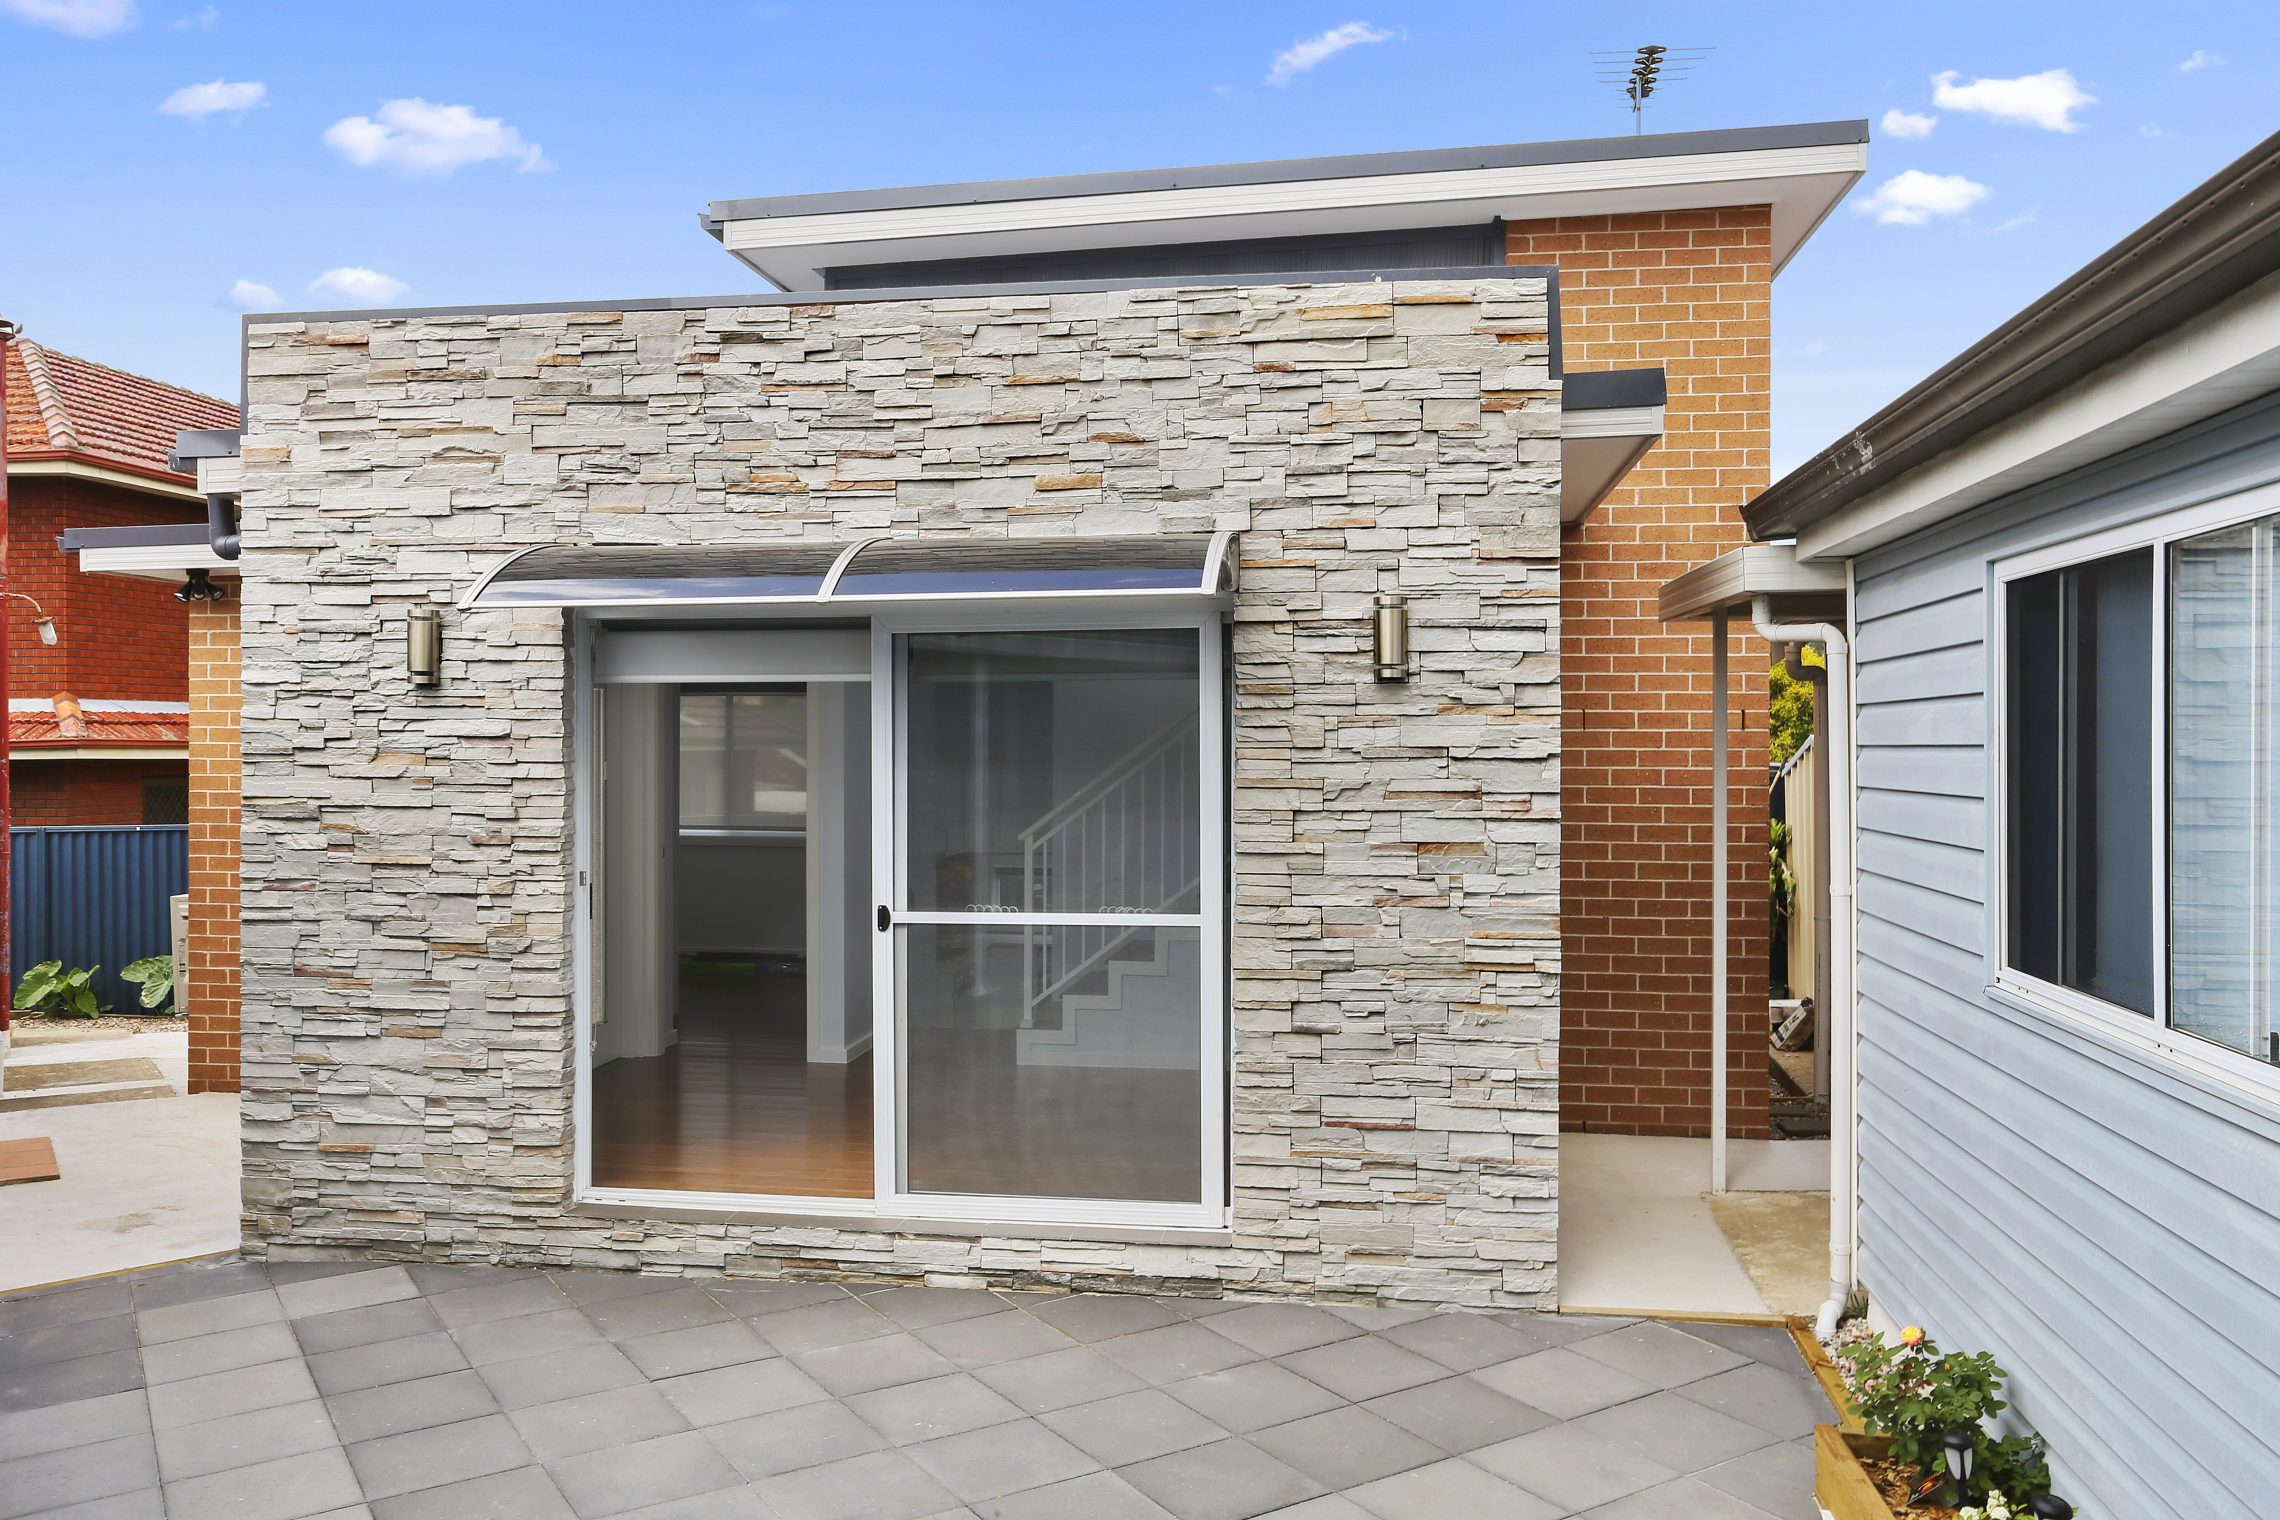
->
(1768, 645), (1825, 767)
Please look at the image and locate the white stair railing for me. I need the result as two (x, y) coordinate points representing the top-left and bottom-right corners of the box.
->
(1020, 713), (1200, 1026)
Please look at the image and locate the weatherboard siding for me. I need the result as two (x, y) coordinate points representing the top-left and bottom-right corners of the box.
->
(1849, 392), (2280, 1517)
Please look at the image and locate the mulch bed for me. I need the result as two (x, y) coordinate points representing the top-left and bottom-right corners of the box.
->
(10, 1014), (185, 1033)
(1865, 1455), (1963, 1516)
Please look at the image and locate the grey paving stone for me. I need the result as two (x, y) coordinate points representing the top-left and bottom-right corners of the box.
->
(0, 1347), (142, 1414)
(478, 1343), (647, 1411)
(906, 1417), (1097, 1503)
(1272, 1337), (1444, 1403)
(453, 1309), (606, 1367)
(1042, 1388), (1224, 1467)
(0, 1281), (130, 1339)
(619, 1319), (771, 1380)
(1343, 1455), (1565, 1520)
(130, 1260), (271, 1313)
(1469, 1345), (1657, 1420)
(148, 1359), (320, 1429)
(751, 1447), (961, 1520)
(1469, 1423), (1680, 1512)
(154, 1398), (339, 1482)
(605, 1488), (775, 1520)
(11, 1487), (169, 1519)
(1578, 1474), (1792, 1519)
(508, 1383), (689, 1463)
(1496, 1312), (1631, 1347)
(1161, 1362), (1344, 1436)
(1160, 1298), (1244, 1320)
(862, 1286), (1010, 1332)
(546, 1272), (684, 1308)
(137, 1288), (287, 1345)
(1377, 1310), (1556, 1371)
(327, 1369), (501, 1445)
(742, 1297), (896, 1356)
(308, 1331), (471, 1396)
(402, 1265), (523, 1295)
(1570, 1388), (1780, 1471)
(1679, 1320), (1814, 1372)
(1321, 1304), (1434, 1334)
(370, 1463), (577, 1520)
(429, 1277), (575, 1331)
(296, 1298), (445, 1356)
(653, 1358), (829, 1427)
(1697, 1437), (1817, 1520)
(1116, 1437), (1324, 1520)
(704, 1398), (887, 1479)
(913, 1310), (1073, 1369)
(971, 1469), (1173, 1520)
(1674, 1361), (1836, 1438)
(847, 1373), (1025, 1446)
(1021, 1294), (1185, 1344)
(584, 1287), (735, 1342)
(704, 1281), (851, 1319)
(1093, 1322), (1257, 1385)
(796, 1330), (959, 1396)
(1570, 1322), (1753, 1390)
(544, 1428), (747, 1519)
(973, 1346), (1146, 1414)
(163, 1445), (365, 1520)
(142, 1320), (301, 1385)
(0, 1311), (136, 1370)
(275, 1268), (419, 1322)
(0, 1387), (148, 1462)
(1201, 1304), (1360, 1359)
(1247, 1406), (1441, 1491)
(347, 1411), (534, 1501)
(0, 1431), (158, 1519)
(1253, 1499), (1373, 1520)
(1362, 1374), (1556, 1453)
(268, 1263), (385, 1287)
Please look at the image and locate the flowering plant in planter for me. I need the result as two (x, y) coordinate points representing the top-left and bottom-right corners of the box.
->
(1833, 1324), (2053, 1505)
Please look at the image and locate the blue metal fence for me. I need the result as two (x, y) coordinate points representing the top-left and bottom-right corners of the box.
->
(8, 827), (189, 1012)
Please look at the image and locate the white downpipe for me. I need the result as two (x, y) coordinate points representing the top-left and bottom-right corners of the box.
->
(1752, 595), (1855, 1340)
(1710, 611), (1729, 1195)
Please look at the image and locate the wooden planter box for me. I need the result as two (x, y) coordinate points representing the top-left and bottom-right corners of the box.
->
(1788, 1318), (1864, 1432)
(1816, 1427), (1900, 1520)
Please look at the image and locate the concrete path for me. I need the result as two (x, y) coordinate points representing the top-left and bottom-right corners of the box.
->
(0, 1258), (1832, 1518)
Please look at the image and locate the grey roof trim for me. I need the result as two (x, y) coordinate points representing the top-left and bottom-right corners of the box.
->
(1562, 368), (1666, 411)
(238, 264), (1555, 326)
(702, 121), (1872, 231)
(59, 523), (209, 552)
(1747, 126), (2280, 542)
(167, 427), (243, 474)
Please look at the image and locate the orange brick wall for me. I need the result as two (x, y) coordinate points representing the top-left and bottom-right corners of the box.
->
(185, 599), (241, 1094)
(7, 477), (197, 703)
(1510, 208), (1774, 1138)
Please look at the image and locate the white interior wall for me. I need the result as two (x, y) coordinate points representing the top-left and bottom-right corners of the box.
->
(808, 681), (873, 1062)
(597, 682), (677, 1065)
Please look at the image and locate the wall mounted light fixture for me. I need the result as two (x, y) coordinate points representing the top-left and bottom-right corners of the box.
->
(1372, 592), (1410, 681)
(406, 607), (443, 688)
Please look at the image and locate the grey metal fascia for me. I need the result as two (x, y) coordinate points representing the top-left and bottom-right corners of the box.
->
(702, 120), (1873, 230)
(1562, 368), (1667, 411)
(59, 523), (211, 552)
(167, 427), (243, 474)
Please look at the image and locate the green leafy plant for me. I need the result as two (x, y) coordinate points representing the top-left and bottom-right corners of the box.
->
(120, 955), (177, 1013)
(13, 961), (109, 1018)
(1835, 1325), (2053, 1503)
(1768, 645), (1824, 766)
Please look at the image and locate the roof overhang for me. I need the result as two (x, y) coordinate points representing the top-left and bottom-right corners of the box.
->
(1658, 542), (1847, 623)
(1560, 369), (1666, 523)
(5, 454), (201, 502)
(706, 122), (1869, 291)
(62, 523), (235, 583)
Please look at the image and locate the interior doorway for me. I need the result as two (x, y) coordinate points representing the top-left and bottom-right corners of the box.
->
(589, 648), (874, 1199)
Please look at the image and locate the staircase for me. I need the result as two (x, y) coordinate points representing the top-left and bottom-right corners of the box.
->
(1016, 930), (1202, 1070)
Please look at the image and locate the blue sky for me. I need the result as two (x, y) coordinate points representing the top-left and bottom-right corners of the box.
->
(1, 1), (2272, 473)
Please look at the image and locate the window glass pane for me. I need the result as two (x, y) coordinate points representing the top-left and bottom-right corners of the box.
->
(902, 629), (1201, 914)
(900, 924), (1202, 1203)
(2170, 518), (2277, 1064)
(2006, 550), (2155, 1013)
(679, 690), (808, 831)
(839, 536), (1213, 599)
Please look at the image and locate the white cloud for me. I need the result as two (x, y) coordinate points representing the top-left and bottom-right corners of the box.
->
(309, 267), (409, 305)
(227, 278), (278, 308)
(1854, 169), (1991, 226)
(2179, 50), (2221, 72)
(322, 98), (551, 176)
(1880, 108), (1937, 139)
(1265, 21), (1395, 86)
(2139, 122), (2165, 138)
(1930, 68), (2095, 132)
(157, 78), (266, 120)
(0, 0), (135, 35)
(170, 4), (216, 26)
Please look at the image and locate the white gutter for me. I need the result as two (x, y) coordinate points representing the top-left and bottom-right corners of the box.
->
(1753, 593), (1855, 1338)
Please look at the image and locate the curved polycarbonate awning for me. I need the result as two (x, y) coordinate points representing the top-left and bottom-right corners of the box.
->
(459, 532), (1237, 611)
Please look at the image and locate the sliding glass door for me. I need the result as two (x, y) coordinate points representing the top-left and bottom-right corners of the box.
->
(878, 616), (1226, 1225)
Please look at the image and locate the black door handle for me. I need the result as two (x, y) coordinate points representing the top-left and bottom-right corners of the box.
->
(877, 905), (892, 932)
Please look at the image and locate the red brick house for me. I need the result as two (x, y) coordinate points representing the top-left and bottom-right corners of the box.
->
(5, 339), (238, 823)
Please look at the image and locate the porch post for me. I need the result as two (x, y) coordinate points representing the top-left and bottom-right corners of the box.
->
(1710, 609), (1729, 1194)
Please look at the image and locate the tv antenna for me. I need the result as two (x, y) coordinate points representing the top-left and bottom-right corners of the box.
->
(1592, 44), (1712, 133)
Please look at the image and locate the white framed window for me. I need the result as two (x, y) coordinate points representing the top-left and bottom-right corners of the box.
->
(1995, 485), (2280, 1091)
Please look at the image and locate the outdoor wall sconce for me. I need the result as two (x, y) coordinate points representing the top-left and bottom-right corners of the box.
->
(175, 569), (227, 604)
(406, 607), (443, 688)
(1372, 592), (1410, 681)
(9, 592), (57, 645)
(1940, 1429), (1976, 1509)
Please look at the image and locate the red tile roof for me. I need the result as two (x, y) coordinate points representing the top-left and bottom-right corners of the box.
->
(2, 339), (238, 484)
(9, 695), (188, 749)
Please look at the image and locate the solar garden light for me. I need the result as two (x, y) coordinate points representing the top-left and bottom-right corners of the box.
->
(1941, 1429), (1977, 1507)
(2025, 1497), (2075, 1519)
